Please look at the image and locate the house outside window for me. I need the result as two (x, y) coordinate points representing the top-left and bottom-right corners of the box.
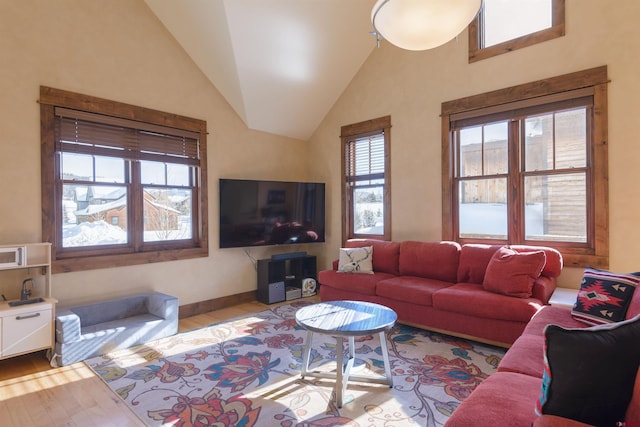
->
(341, 116), (391, 242)
(441, 67), (609, 269)
(40, 86), (208, 273)
(468, 0), (565, 63)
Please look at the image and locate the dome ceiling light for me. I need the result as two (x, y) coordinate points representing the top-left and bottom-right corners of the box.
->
(371, 0), (482, 51)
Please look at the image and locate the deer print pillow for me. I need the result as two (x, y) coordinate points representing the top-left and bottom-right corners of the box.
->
(337, 246), (374, 274)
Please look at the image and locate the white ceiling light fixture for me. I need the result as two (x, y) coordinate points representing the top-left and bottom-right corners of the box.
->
(371, 0), (482, 51)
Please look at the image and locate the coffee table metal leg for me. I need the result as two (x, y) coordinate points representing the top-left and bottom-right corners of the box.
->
(301, 330), (313, 378)
(379, 331), (393, 387)
(335, 336), (344, 407)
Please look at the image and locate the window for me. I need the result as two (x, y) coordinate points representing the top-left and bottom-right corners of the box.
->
(441, 67), (609, 268)
(469, 0), (565, 63)
(341, 116), (391, 242)
(40, 87), (208, 272)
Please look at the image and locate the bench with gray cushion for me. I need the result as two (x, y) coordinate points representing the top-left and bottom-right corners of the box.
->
(53, 291), (178, 366)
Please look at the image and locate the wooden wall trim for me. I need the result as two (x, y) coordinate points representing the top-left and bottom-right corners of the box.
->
(178, 291), (257, 319)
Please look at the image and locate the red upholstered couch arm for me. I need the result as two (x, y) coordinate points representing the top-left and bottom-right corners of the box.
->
(532, 276), (557, 305)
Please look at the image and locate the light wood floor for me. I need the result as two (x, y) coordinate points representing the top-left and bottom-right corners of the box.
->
(0, 298), (311, 427)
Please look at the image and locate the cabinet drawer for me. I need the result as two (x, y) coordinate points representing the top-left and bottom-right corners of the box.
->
(2, 308), (52, 357)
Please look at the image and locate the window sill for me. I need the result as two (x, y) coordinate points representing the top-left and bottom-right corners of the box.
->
(52, 246), (208, 274)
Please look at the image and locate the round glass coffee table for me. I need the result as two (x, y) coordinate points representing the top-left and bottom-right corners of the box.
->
(295, 300), (397, 407)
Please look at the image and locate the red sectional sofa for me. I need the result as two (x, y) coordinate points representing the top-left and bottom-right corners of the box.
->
(318, 239), (563, 347)
(320, 239), (640, 425)
(446, 305), (640, 426)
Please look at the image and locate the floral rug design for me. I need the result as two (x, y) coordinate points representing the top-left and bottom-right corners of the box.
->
(85, 301), (505, 426)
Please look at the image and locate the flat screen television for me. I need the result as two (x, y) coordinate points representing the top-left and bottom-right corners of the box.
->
(219, 179), (326, 248)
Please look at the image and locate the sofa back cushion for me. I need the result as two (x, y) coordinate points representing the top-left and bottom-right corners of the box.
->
(398, 240), (461, 282)
(72, 295), (149, 327)
(345, 239), (400, 275)
(457, 244), (563, 284)
(627, 294), (640, 320)
(511, 245), (563, 278)
(482, 246), (546, 298)
(457, 244), (503, 284)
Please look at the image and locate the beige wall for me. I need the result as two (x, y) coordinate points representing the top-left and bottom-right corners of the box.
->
(309, 0), (640, 288)
(2, 0), (638, 305)
(0, 0), (315, 305)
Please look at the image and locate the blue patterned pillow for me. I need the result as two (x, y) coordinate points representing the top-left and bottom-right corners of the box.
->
(536, 314), (640, 425)
(571, 267), (639, 325)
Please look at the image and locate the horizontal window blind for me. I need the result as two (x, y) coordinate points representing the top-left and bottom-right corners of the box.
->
(345, 132), (385, 182)
(55, 107), (200, 165)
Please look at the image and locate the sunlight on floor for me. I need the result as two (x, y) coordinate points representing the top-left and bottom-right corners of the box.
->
(0, 363), (94, 398)
(103, 315), (270, 369)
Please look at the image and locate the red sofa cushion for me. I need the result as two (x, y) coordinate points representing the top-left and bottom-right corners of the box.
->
(446, 372), (542, 427)
(375, 276), (453, 307)
(523, 306), (588, 337)
(456, 244), (502, 284)
(398, 240), (460, 282)
(317, 269), (394, 296)
(483, 247), (546, 298)
(497, 333), (545, 378)
(432, 282), (541, 322)
(627, 292), (640, 319)
(345, 239), (400, 275)
(511, 244), (563, 279)
(457, 244), (563, 284)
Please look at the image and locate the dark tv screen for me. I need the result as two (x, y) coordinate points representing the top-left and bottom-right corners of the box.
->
(219, 179), (326, 248)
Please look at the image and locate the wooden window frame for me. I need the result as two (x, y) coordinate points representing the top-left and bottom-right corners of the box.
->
(40, 86), (209, 273)
(341, 116), (391, 243)
(469, 0), (565, 63)
(441, 66), (609, 269)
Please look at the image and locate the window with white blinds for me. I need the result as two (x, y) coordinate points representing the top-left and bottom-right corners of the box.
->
(345, 133), (385, 181)
(341, 116), (391, 242)
(40, 86), (209, 273)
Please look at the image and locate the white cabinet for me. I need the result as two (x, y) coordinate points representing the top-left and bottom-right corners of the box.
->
(1, 303), (53, 358)
(0, 243), (55, 360)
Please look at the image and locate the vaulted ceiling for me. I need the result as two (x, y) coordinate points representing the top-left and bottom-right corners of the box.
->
(144, 0), (377, 140)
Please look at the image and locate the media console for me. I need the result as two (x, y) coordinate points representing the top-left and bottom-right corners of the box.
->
(257, 254), (317, 304)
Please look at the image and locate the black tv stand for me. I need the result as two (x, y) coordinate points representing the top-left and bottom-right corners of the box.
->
(257, 255), (317, 304)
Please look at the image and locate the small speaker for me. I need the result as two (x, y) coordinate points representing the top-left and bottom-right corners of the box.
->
(302, 278), (317, 297)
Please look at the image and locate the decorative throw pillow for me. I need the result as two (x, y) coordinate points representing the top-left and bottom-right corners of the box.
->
(571, 267), (640, 326)
(536, 314), (640, 426)
(482, 246), (546, 298)
(337, 246), (374, 274)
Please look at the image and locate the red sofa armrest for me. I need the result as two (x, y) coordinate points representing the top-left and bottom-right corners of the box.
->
(532, 276), (557, 304)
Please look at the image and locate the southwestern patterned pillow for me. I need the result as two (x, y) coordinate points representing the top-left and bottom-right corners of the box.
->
(571, 267), (640, 326)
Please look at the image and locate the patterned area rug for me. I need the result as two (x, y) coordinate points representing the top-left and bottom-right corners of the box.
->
(85, 301), (505, 426)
